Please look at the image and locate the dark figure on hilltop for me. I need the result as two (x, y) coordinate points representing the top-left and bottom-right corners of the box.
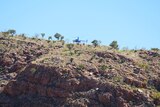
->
(73, 37), (88, 44)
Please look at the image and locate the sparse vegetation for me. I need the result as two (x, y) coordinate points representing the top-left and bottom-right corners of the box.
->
(137, 62), (149, 70)
(100, 65), (108, 71)
(113, 76), (123, 82)
(78, 64), (85, 70)
(151, 92), (160, 100)
(20, 34), (27, 39)
(76, 51), (82, 56)
(74, 50), (79, 54)
(69, 51), (74, 56)
(30, 68), (37, 74)
(0, 30), (160, 107)
(151, 48), (159, 51)
(66, 43), (74, 50)
(0, 66), (4, 73)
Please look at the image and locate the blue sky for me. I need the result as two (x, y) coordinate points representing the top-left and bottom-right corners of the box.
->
(0, 0), (160, 49)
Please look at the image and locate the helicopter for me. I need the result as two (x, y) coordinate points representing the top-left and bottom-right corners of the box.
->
(73, 37), (88, 44)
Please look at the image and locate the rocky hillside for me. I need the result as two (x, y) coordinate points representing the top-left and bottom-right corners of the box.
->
(0, 33), (160, 107)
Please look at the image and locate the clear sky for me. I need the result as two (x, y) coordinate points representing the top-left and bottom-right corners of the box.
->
(0, 0), (160, 49)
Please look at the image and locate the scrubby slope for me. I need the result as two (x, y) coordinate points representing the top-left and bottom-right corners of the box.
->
(0, 33), (160, 107)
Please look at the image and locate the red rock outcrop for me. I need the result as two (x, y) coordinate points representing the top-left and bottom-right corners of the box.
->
(0, 63), (155, 107)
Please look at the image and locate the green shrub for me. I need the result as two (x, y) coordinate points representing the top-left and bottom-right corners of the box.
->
(48, 36), (52, 40)
(41, 33), (45, 38)
(30, 49), (36, 54)
(118, 59), (125, 63)
(78, 64), (85, 70)
(66, 44), (74, 50)
(30, 68), (37, 74)
(151, 48), (159, 51)
(31, 37), (36, 40)
(100, 65), (108, 71)
(74, 50), (79, 54)
(69, 51), (74, 56)
(91, 40), (101, 47)
(77, 52), (82, 56)
(0, 66), (4, 73)
(109, 40), (119, 50)
(151, 92), (160, 100)
(7, 29), (16, 36)
(47, 40), (50, 43)
(52, 41), (56, 44)
(113, 76), (123, 82)
(54, 33), (62, 40)
(137, 62), (149, 70)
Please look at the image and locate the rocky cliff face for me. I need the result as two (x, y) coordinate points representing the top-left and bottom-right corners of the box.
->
(0, 64), (154, 107)
(0, 34), (160, 107)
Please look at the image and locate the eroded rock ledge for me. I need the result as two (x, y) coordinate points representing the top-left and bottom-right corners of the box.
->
(0, 64), (154, 107)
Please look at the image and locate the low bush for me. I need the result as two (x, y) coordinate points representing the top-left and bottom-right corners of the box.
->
(66, 44), (74, 50)
(100, 65), (108, 71)
(30, 68), (37, 74)
(78, 64), (85, 70)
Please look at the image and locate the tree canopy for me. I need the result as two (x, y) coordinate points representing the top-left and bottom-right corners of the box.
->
(41, 33), (45, 38)
(109, 41), (119, 50)
(54, 33), (62, 40)
(7, 29), (16, 35)
(91, 40), (101, 47)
